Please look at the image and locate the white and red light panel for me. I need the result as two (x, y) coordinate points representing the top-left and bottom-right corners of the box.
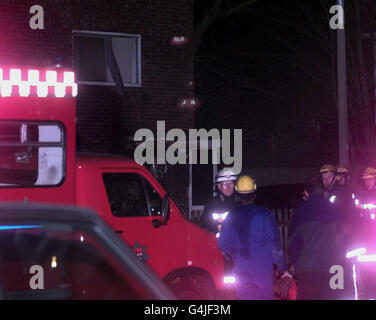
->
(0, 67), (77, 98)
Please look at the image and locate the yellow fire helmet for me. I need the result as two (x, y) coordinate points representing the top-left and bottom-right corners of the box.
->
(363, 167), (376, 180)
(319, 164), (336, 174)
(235, 175), (257, 194)
(336, 164), (350, 174)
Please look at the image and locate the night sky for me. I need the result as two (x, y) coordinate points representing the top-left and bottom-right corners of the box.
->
(194, 0), (376, 169)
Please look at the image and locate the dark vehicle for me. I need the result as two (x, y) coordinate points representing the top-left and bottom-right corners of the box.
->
(0, 202), (176, 300)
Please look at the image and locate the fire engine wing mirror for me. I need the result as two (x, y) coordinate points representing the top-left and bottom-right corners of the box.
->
(162, 194), (171, 222)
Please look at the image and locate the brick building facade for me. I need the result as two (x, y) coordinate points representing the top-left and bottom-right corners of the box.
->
(0, 0), (195, 212)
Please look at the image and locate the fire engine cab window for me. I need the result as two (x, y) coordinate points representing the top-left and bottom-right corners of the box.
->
(0, 121), (64, 187)
(102, 173), (149, 217)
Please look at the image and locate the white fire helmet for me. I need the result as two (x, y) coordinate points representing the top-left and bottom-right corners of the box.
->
(215, 168), (238, 184)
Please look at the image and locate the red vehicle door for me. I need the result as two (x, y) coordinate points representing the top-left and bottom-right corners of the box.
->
(91, 168), (189, 279)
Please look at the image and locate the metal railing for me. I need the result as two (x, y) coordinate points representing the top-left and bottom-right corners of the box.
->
(272, 208), (295, 259)
(191, 207), (295, 257)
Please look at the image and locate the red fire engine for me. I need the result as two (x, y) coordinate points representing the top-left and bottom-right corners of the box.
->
(0, 66), (226, 299)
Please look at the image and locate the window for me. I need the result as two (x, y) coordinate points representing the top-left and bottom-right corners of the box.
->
(102, 173), (162, 218)
(142, 178), (163, 216)
(0, 226), (149, 299)
(103, 173), (148, 217)
(73, 31), (141, 86)
(0, 121), (65, 187)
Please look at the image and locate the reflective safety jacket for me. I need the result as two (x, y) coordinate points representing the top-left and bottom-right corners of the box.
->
(218, 204), (286, 299)
(352, 188), (376, 245)
(328, 183), (358, 225)
(201, 193), (238, 234)
(356, 188), (376, 209)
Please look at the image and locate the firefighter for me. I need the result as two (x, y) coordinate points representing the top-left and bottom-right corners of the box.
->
(337, 164), (351, 186)
(330, 165), (357, 223)
(201, 168), (238, 234)
(342, 167), (376, 300)
(354, 167), (376, 223)
(354, 167), (376, 246)
(359, 167), (376, 199)
(354, 169), (376, 260)
(319, 164), (338, 199)
(351, 167), (376, 299)
(334, 165), (354, 214)
(320, 164), (356, 226)
(288, 182), (350, 299)
(218, 175), (290, 300)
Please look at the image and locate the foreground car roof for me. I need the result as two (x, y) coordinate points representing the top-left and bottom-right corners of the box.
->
(0, 202), (176, 300)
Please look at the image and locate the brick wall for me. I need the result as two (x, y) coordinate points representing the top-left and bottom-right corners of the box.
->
(0, 0), (195, 211)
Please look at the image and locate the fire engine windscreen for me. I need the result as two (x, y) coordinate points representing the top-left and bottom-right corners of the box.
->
(0, 121), (64, 186)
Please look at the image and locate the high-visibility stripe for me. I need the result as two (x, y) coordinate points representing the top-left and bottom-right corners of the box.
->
(0, 68), (77, 98)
